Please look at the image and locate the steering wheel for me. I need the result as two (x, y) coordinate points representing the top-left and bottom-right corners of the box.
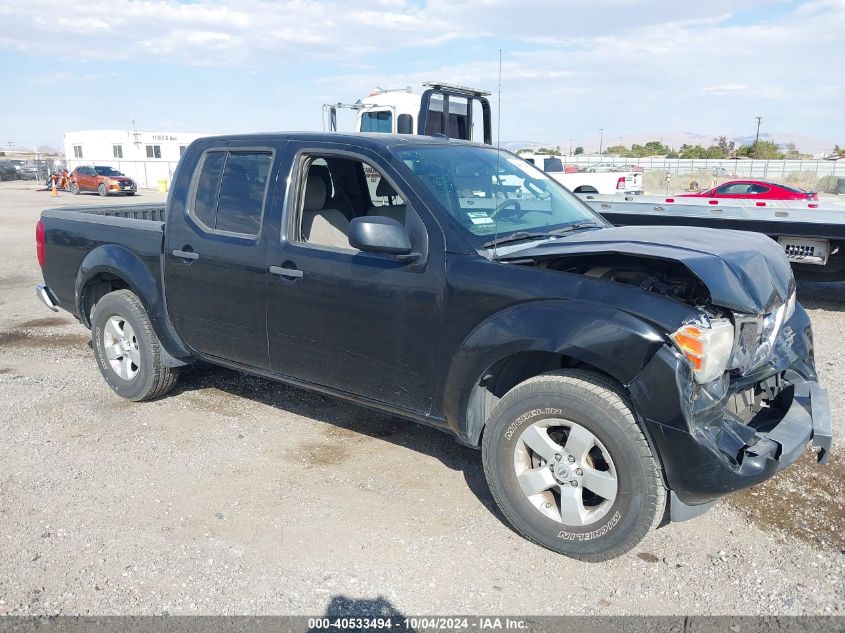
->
(489, 198), (522, 220)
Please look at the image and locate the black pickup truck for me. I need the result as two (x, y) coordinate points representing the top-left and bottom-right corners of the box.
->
(35, 133), (831, 561)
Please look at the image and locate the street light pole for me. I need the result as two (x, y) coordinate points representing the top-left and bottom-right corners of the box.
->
(568, 138), (573, 156)
(753, 116), (762, 157)
(598, 128), (604, 156)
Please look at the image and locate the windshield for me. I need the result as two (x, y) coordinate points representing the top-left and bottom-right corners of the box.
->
(94, 166), (124, 177)
(395, 146), (606, 246)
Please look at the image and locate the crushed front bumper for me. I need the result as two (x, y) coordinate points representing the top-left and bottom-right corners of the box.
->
(629, 304), (831, 512)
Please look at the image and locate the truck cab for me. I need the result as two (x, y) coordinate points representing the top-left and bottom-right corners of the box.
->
(325, 82), (492, 145)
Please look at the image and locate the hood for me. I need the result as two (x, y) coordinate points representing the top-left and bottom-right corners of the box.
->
(501, 225), (793, 314)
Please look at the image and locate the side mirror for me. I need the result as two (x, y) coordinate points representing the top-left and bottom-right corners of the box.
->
(349, 216), (417, 259)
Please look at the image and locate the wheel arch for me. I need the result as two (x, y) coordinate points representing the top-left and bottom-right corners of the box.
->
(76, 244), (192, 365)
(442, 300), (667, 447)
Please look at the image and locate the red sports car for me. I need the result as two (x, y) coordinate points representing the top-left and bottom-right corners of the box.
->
(681, 180), (818, 201)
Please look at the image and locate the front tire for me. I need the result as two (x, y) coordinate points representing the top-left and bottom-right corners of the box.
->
(97, 183), (108, 197)
(70, 182), (79, 195)
(91, 290), (180, 401)
(482, 369), (665, 562)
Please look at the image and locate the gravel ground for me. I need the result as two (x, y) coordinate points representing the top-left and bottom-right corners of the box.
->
(0, 181), (842, 616)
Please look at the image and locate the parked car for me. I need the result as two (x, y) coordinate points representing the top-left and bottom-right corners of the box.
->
(35, 133), (830, 561)
(680, 180), (818, 201)
(0, 161), (18, 181)
(70, 165), (137, 196)
(18, 164), (40, 180)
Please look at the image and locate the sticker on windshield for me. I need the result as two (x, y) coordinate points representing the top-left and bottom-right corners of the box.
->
(467, 211), (495, 225)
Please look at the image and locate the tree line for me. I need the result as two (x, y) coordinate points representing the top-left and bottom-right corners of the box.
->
(603, 137), (804, 159)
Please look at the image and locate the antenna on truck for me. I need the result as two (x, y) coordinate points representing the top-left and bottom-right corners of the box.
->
(492, 49), (503, 260)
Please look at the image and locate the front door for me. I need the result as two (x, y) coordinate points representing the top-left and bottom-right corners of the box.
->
(265, 145), (445, 414)
(76, 166), (95, 191)
(164, 142), (282, 369)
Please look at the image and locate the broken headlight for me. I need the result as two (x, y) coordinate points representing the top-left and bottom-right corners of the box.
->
(731, 290), (797, 374)
(671, 318), (735, 384)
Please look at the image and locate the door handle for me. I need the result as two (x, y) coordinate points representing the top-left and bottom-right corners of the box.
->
(172, 249), (199, 261)
(269, 265), (303, 279)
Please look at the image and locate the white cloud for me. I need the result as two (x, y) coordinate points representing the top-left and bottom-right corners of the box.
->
(702, 83), (750, 95)
(1, 0), (842, 145)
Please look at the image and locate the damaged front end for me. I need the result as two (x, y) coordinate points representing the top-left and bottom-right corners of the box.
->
(501, 226), (832, 517)
(628, 301), (831, 519)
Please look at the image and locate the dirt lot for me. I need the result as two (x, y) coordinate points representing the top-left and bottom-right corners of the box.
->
(0, 181), (842, 616)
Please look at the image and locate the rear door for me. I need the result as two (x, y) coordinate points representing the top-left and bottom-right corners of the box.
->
(164, 141), (283, 369)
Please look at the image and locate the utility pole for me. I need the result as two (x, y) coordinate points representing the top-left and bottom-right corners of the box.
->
(6, 141), (13, 155)
(598, 129), (604, 156)
(568, 138), (573, 156)
(753, 116), (762, 157)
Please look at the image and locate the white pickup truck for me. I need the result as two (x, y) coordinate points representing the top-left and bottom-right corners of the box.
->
(517, 152), (643, 195)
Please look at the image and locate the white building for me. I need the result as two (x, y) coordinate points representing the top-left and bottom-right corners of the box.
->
(63, 129), (212, 188)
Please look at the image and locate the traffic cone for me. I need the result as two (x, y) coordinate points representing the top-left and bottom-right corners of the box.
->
(51, 180), (58, 197)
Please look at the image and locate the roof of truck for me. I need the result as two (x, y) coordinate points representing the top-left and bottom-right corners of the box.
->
(191, 131), (487, 149)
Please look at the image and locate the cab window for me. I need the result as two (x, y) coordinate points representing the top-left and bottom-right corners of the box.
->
(293, 153), (416, 252)
(360, 111), (392, 133)
(189, 149), (273, 236)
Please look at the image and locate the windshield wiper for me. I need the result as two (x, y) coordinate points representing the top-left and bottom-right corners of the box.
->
(482, 231), (559, 249)
(548, 222), (603, 235)
(482, 223), (601, 249)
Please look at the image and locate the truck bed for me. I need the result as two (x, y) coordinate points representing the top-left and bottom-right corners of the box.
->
(39, 203), (166, 318)
(43, 202), (166, 222)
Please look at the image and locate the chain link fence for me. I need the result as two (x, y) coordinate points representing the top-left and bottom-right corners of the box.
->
(564, 156), (845, 195)
(0, 156), (64, 183)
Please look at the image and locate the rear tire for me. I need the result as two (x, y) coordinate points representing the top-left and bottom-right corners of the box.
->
(482, 369), (665, 562)
(97, 183), (108, 197)
(91, 290), (180, 401)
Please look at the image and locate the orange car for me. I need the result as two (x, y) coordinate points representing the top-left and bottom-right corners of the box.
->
(70, 165), (137, 196)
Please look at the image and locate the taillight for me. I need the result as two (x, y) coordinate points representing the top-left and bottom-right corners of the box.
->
(36, 220), (45, 268)
(616, 176), (625, 190)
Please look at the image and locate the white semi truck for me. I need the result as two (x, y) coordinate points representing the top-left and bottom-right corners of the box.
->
(324, 82), (492, 144)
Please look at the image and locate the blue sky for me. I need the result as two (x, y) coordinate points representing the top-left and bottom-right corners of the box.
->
(1, 0), (843, 152)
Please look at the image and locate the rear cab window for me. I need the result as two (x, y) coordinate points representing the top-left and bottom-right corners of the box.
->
(189, 149), (274, 237)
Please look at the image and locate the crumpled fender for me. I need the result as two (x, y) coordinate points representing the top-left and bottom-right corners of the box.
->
(76, 244), (191, 363)
(442, 298), (666, 444)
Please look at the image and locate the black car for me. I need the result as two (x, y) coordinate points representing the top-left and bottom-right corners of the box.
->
(34, 133), (830, 561)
